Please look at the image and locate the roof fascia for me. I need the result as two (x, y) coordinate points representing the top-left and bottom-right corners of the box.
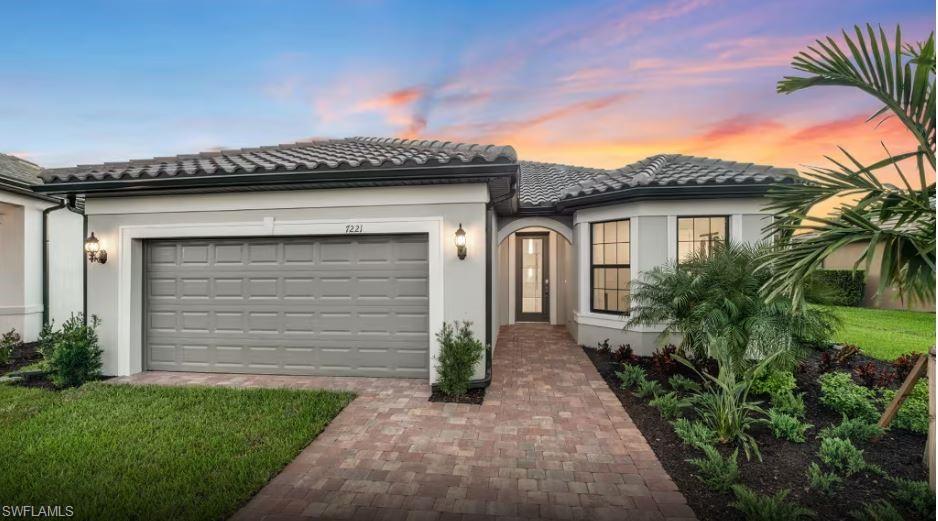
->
(554, 184), (772, 213)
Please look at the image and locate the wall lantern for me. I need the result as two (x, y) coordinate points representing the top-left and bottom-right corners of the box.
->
(84, 232), (107, 264)
(454, 223), (467, 260)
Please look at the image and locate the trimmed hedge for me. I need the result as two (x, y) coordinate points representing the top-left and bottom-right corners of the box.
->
(806, 269), (865, 307)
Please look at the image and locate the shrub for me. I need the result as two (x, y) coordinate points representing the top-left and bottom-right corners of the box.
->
(819, 415), (884, 443)
(806, 462), (841, 495)
(892, 353), (919, 381)
(752, 369), (796, 396)
(44, 315), (103, 388)
(687, 445), (738, 492)
(435, 321), (485, 397)
(634, 378), (664, 399)
(729, 485), (816, 520)
(805, 269), (864, 306)
(853, 362), (895, 388)
(611, 344), (638, 364)
(649, 392), (691, 420)
(771, 390), (806, 418)
(850, 501), (905, 521)
(668, 374), (700, 393)
(597, 338), (611, 354)
(818, 372), (879, 421)
(880, 381), (928, 434)
(767, 409), (812, 443)
(616, 364), (646, 390)
(650, 345), (678, 377)
(889, 477), (935, 519)
(672, 418), (717, 448)
(0, 329), (22, 366)
(818, 437), (876, 477)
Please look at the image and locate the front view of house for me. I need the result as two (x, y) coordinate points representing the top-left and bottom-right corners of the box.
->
(35, 137), (794, 385)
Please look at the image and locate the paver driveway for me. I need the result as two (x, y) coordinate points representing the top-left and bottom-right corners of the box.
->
(120, 324), (693, 520)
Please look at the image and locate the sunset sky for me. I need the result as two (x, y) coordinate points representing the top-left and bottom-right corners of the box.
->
(1, 0), (934, 178)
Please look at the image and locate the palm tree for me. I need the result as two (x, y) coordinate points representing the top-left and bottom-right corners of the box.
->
(762, 25), (935, 306)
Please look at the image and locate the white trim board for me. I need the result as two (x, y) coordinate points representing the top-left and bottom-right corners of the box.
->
(115, 216), (445, 379)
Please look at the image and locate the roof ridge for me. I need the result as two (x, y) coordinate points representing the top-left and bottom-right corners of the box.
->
(349, 136), (517, 162)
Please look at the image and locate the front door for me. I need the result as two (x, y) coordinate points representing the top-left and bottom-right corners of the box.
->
(515, 233), (549, 322)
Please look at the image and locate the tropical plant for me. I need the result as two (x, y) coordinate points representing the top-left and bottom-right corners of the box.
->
(616, 364), (647, 390)
(649, 391), (691, 420)
(634, 378), (664, 399)
(767, 409), (812, 442)
(751, 369), (797, 396)
(806, 462), (841, 495)
(629, 243), (837, 368)
(763, 25), (935, 306)
(676, 336), (775, 461)
(818, 372), (879, 421)
(820, 414), (885, 443)
(435, 321), (485, 397)
(611, 344), (638, 364)
(687, 445), (738, 492)
(668, 374), (701, 394)
(672, 418), (718, 448)
(730, 485), (816, 520)
(771, 390), (807, 417)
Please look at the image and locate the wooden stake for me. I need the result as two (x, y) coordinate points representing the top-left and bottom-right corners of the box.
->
(927, 348), (935, 491)
(877, 353), (928, 431)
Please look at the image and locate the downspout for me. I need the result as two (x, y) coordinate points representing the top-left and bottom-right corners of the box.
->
(41, 197), (68, 326)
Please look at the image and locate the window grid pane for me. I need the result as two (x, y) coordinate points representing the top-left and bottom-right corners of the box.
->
(590, 218), (631, 314)
(677, 216), (728, 262)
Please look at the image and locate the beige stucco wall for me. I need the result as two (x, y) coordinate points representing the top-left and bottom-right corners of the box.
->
(83, 184), (489, 382)
(823, 242), (935, 312)
(495, 226), (573, 327)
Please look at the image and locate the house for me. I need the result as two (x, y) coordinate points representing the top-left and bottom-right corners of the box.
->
(34, 137), (795, 384)
(0, 153), (84, 341)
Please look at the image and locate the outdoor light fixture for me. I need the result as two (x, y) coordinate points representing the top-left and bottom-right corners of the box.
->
(84, 232), (107, 264)
(454, 223), (467, 260)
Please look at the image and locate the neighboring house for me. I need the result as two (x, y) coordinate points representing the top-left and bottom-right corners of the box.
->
(823, 241), (935, 312)
(34, 137), (794, 384)
(0, 153), (83, 341)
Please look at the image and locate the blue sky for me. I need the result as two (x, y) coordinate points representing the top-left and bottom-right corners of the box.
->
(1, 0), (934, 169)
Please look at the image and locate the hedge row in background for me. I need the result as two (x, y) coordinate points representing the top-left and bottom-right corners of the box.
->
(805, 269), (865, 307)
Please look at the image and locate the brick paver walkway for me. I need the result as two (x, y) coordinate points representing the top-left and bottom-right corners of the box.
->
(118, 324), (693, 520)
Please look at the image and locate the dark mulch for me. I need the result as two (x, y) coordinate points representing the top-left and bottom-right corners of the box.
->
(584, 346), (930, 521)
(429, 386), (486, 404)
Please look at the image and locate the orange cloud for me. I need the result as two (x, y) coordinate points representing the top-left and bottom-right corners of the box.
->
(355, 86), (425, 111)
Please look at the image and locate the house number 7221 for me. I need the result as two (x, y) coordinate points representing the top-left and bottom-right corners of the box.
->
(345, 224), (364, 233)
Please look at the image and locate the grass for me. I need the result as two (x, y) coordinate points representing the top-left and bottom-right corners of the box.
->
(0, 382), (354, 520)
(825, 305), (935, 361)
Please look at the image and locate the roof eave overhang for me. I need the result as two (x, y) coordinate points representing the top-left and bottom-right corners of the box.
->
(554, 183), (775, 213)
(0, 178), (63, 203)
(33, 162), (520, 198)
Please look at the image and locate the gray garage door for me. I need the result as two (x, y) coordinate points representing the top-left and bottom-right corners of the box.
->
(144, 234), (429, 378)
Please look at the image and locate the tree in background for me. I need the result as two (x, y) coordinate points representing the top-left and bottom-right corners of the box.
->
(763, 25), (935, 306)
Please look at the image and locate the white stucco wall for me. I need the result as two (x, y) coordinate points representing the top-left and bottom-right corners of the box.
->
(572, 197), (772, 354)
(83, 184), (489, 382)
(0, 192), (83, 341)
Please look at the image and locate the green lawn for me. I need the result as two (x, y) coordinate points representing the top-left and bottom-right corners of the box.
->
(825, 305), (936, 361)
(0, 383), (354, 520)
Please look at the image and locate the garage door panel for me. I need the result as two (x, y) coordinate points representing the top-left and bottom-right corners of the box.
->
(145, 235), (429, 377)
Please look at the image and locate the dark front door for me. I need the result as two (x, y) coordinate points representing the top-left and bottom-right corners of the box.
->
(515, 233), (549, 322)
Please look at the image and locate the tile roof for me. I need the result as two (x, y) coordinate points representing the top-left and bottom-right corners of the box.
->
(0, 153), (43, 186)
(520, 154), (796, 207)
(39, 137), (518, 184)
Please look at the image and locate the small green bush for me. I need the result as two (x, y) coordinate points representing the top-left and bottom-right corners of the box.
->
(850, 500), (904, 521)
(0, 329), (21, 365)
(805, 269), (865, 306)
(435, 321), (484, 397)
(767, 409), (812, 443)
(668, 374), (701, 393)
(616, 364), (646, 389)
(806, 462), (841, 495)
(752, 369), (796, 396)
(818, 372), (879, 421)
(889, 477), (935, 519)
(634, 378), (664, 399)
(880, 381), (928, 434)
(730, 485), (816, 520)
(687, 445), (738, 492)
(44, 315), (103, 388)
(771, 390), (806, 417)
(672, 418), (717, 448)
(818, 437), (876, 477)
(649, 391), (691, 420)
(819, 415), (884, 443)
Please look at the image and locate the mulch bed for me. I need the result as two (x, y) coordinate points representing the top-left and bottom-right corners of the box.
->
(584, 346), (930, 521)
(428, 386), (486, 404)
